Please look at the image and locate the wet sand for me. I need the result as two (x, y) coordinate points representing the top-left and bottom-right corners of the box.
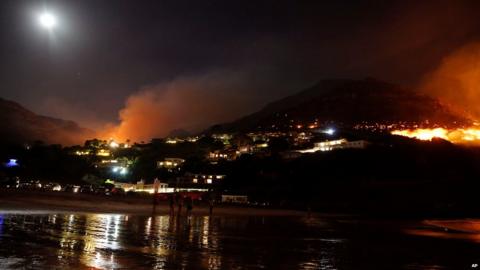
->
(0, 189), (308, 216)
(1, 212), (479, 269)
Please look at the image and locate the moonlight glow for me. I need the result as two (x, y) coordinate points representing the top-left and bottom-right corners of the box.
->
(38, 13), (57, 29)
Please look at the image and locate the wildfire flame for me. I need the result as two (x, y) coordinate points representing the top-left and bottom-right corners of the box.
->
(391, 127), (480, 144)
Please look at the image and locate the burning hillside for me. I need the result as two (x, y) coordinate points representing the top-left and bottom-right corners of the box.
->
(389, 42), (480, 145)
(391, 126), (480, 144)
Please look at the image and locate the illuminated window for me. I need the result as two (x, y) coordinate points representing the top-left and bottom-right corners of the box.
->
(206, 179), (212, 184)
(193, 178), (198, 183)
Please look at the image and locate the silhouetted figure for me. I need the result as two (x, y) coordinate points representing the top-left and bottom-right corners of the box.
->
(152, 193), (158, 205)
(209, 198), (214, 215)
(151, 193), (158, 214)
(177, 194), (183, 216)
(169, 194), (175, 215)
(185, 196), (193, 216)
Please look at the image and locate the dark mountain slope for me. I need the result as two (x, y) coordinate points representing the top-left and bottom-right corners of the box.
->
(0, 98), (94, 145)
(210, 78), (471, 132)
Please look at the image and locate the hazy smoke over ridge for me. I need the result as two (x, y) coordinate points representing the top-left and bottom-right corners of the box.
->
(105, 71), (279, 142)
(421, 42), (480, 120)
(90, 0), (480, 143)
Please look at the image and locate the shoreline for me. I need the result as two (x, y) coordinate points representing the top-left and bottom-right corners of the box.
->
(0, 190), (310, 217)
(2, 190), (479, 219)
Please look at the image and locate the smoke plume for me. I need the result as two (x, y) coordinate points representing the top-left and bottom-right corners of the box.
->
(105, 71), (273, 142)
(420, 42), (480, 120)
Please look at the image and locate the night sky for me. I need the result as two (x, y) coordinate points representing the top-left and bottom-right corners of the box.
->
(2, 0), (480, 140)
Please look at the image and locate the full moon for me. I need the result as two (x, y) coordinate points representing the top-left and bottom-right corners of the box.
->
(38, 13), (57, 29)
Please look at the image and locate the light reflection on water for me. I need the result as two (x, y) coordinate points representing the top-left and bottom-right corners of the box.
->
(1, 214), (480, 269)
(406, 219), (480, 243)
(0, 214), (3, 239)
(0, 213), (344, 269)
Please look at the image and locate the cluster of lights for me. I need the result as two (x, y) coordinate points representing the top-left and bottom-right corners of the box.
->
(101, 159), (118, 164)
(75, 150), (91, 156)
(112, 166), (128, 175)
(190, 174), (225, 184)
(164, 137), (199, 144)
(109, 140), (129, 148)
(97, 149), (111, 157)
(75, 140), (129, 157)
(109, 141), (119, 148)
(297, 138), (367, 153)
(159, 161), (176, 166)
(210, 153), (228, 159)
(191, 177), (213, 184)
(158, 158), (185, 169)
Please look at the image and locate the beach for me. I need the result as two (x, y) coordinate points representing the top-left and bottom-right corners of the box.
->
(0, 189), (308, 216)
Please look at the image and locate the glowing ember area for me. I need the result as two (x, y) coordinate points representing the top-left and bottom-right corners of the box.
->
(391, 127), (480, 144)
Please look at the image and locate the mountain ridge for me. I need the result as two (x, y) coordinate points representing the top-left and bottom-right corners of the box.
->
(0, 97), (95, 145)
(208, 78), (472, 133)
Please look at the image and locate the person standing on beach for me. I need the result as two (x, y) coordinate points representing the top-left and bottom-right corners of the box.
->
(185, 196), (193, 216)
(177, 193), (183, 216)
(209, 198), (214, 215)
(169, 194), (175, 215)
(152, 178), (161, 213)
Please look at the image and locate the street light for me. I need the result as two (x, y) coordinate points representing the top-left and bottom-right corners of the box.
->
(325, 128), (335, 135)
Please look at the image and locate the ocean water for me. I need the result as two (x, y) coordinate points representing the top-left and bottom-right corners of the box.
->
(0, 212), (479, 269)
